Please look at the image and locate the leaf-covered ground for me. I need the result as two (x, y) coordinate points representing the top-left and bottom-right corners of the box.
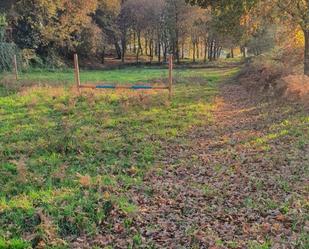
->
(125, 83), (309, 249)
(0, 66), (308, 248)
(70, 72), (308, 248)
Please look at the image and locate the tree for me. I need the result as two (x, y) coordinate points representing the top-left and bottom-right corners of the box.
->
(95, 0), (122, 59)
(188, 0), (309, 75)
(142, 0), (165, 63)
(187, 8), (210, 62)
(122, 0), (149, 63)
(275, 0), (309, 75)
(247, 25), (275, 55)
(165, 0), (191, 63)
(77, 23), (104, 58)
(12, 0), (98, 59)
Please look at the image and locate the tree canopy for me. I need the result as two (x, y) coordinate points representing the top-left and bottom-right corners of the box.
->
(0, 0), (307, 75)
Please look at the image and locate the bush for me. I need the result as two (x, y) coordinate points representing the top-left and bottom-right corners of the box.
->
(77, 23), (104, 58)
(0, 15), (17, 71)
(20, 48), (66, 70)
(238, 48), (309, 104)
(20, 49), (42, 69)
(44, 49), (66, 69)
(239, 55), (286, 94)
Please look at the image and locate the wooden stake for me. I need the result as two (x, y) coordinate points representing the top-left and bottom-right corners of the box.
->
(168, 54), (173, 100)
(13, 55), (18, 80)
(74, 54), (81, 93)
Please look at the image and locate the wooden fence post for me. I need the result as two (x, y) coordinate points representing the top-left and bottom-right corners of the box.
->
(168, 54), (173, 100)
(13, 55), (18, 80)
(74, 54), (81, 93)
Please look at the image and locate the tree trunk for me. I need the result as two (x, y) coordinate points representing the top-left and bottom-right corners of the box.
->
(133, 32), (136, 53)
(136, 48), (139, 64)
(203, 41), (207, 63)
(242, 47), (247, 58)
(193, 42), (196, 63)
(211, 40), (216, 61)
(121, 45), (125, 63)
(145, 39), (148, 56)
(212, 41), (217, 61)
(121, 35), (126, 63)
(163, 43), (167, 62)
(102, 46), (105, 64)
(136, 31), (141, 63)
(231, 47), (234, 58)
(129, 32), (132, 53)
(196, 40), (199, 60)
(138, 32), (143, 56)
(172, 43), (175, 59)
(174, 35), (179, 63)
(304, 29), (309, 76)
(213, 45), (217, 60)
(150, 39), (153, 63)
(115, 42), (121, 59)
(175, 11), (180, 64)
(208, 41), (212, 61)
(155, 42), (158, 57)
(217, 47), (222, 59)
(181, 42), (184, 59)
(158, 41), (161, 63)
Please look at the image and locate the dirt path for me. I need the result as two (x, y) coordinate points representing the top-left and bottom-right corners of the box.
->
(130, 81), (308, 248)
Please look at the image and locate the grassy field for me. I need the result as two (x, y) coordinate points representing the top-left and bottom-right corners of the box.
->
(1, 65), (308, 248)
(0, 66), (238, 248)
(1, 66), (226, 87)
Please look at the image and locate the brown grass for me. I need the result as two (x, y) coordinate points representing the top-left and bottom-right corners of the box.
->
(10, 158), (28, 184)
(34, 209), (66, 248)
(281, 75), (309, 105)
(77, 173), (92, 188)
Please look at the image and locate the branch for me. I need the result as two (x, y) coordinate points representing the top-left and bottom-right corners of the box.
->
(276, 0), (305, 27)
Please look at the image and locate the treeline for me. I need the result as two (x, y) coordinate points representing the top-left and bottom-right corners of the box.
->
(0, 0), (245, 69)
(187, 0), (308, 76)
(0, 0), (308, 75)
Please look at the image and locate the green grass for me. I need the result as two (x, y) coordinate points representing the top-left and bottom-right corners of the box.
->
(1, 66), (229, 87)
(248, 241), (272, 249)
(0, 66), (238, 247)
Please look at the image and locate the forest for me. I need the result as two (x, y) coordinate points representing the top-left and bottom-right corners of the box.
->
(0, 0), (307, 72)
(0, 0), (308, 249)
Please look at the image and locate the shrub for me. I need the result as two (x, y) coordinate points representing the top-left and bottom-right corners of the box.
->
(238, 48), (309, 104)
(44, 48), (66, 69)
(20, 49), (41, 69)
(238, 55), (286, 94)
(0, 14), (17, 71)
(77, 23), (104, 58)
